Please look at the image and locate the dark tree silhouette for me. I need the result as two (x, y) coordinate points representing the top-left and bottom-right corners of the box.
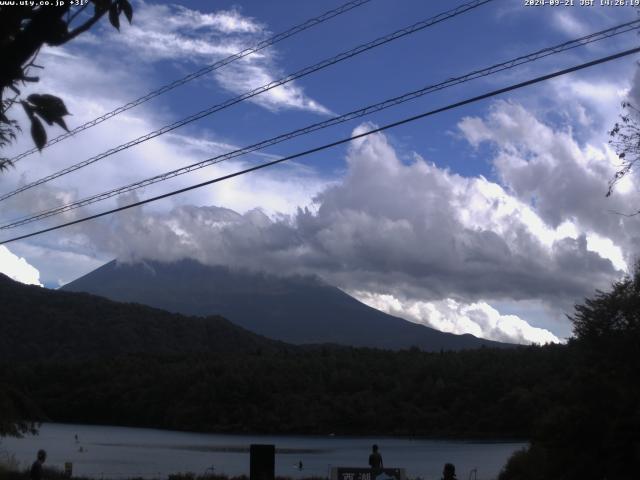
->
(500, 263), (640, 480)
(0, 384), (41, 437)
(571, 262), (640, 341)
(0, 0), (132, 435)
(0, 0), (133, 171)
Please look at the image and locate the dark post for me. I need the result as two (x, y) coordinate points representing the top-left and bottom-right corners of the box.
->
(250, 444), (275, 480)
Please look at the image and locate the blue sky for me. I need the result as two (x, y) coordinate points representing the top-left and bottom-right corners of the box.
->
(1, 0), (640, 344)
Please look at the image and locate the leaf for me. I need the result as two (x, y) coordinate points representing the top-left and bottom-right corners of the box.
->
(120, 0), (133, 23)
(27, 94), (70, 131)
(27, 94), (70, 117)
(109, 3), (120, 30)
(30, 116), (47, 151)
(52, 117), (69, 132)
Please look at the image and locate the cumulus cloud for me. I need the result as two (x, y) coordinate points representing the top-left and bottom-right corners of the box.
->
(66, 123), (625, 344)
(0, 34), (330, 285)
(351, 291), (561, 345)
(458, 100), (640, 265)
(0, 246), (42, 286)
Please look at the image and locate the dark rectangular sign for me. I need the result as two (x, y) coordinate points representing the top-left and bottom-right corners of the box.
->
(250, 444), (275, 480)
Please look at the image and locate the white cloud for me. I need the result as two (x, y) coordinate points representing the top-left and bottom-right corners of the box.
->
(0, 40), (330, 286)
(351, 291), (561, 345)
(6, 242), (106, 288)
(97, 0), (330, 115)
(552, 11), (589, 37)
(170, 6), (263, 34)
(586, 232), (627, 271)
(0, 246), (42, 286)
(115, 1), (262, 60)
(214, 61), (333, 115)
(458, 100), (640, 268)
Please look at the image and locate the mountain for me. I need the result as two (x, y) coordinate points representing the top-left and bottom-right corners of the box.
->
(0, 272), (279, 361)
(62, 259), (511, 351)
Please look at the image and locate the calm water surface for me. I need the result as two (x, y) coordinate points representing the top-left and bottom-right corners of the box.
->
(0, 423), (526, 480)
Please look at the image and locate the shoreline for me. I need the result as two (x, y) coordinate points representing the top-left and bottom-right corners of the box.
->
(24, 421), (530, 444)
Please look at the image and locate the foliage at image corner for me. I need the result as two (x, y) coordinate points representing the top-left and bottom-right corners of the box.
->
(0, 0), (133, 171)
(498, 262), (640, 480)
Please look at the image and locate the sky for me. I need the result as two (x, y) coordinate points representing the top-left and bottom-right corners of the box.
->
(1, 0), (639, 345)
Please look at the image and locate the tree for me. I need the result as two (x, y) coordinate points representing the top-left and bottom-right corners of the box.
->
(0, 0), (133, 436)
(0, 384), (41, 438)
(500, 264), (640, 480)
(571, 261), (640, 342)
(608, 101), (640, 209)
(0, 0), (133, 171)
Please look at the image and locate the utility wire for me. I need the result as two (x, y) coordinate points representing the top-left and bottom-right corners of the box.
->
(2, 19), (638, 230)
(0, 0), (494, 202)
(2, 45), (638, 246)
(7, 0), (374, 164)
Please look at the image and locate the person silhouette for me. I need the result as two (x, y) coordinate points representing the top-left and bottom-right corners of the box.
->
(368, 444), (384, 478)
(441, 463), (457, 480)
(30, 450), (46, 480)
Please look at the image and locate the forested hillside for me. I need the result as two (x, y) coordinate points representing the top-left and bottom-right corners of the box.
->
(2, 345), (565, 438)
(0, 273), (280, 361)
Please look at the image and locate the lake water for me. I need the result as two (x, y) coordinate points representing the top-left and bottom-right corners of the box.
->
(0, 423), (526, 480)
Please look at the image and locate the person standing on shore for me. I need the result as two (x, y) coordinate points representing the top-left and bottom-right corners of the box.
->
(30, 449), (46, 480)
(368, 444), (383, 477)
(441, 463), (457, 480)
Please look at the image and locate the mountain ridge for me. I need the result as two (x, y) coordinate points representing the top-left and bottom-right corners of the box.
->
(0, 272), (281, 361)
(61, 258), (512, 351)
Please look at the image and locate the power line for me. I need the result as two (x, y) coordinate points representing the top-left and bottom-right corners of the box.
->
(0, 0), (494, 203)
(2, 45), (638, 246)
(7, 0), (374, 164)
(2, 19), (638, 230)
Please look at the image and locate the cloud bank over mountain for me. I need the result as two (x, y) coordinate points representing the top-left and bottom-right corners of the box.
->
(69, 121), (627, 344)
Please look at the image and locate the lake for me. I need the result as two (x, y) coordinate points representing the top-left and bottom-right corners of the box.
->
(0, 423), (526, 480)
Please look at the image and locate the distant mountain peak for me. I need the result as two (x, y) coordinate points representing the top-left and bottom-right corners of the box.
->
(62, 258), (512, 351)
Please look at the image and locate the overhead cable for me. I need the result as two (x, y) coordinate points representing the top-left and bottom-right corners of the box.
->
(2, 19), (638, 230)
(0, 0), (494, 202)
(2, 45), (638, 245)
(7, 0), (374, 164)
